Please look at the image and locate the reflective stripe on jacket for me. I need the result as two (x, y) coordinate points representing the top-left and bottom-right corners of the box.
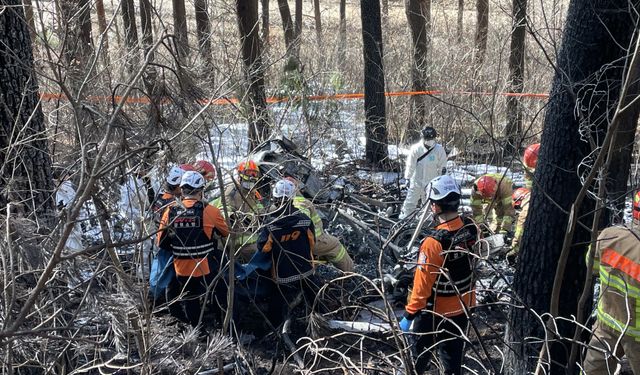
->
(293, 196), (323, 238)
(594, 225), (640, 340)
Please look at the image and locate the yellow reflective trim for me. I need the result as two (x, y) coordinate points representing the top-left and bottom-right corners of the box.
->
(600, 268), (640, 298)
(330, 245), (347, 263)
(597, 305), (640, 338)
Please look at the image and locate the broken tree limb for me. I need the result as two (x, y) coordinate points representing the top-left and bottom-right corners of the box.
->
(337, 208), (403, 259)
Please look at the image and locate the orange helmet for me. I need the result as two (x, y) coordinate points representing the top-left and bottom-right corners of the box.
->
(179, 163), (195, 172)
(194, 160), (216, 181)
(524, 143), (540, 170)
(475, 175), (498, 199)
(512, 187), (530, 209)
(237, 160), (260, 183)
(633, 191), (640, 221)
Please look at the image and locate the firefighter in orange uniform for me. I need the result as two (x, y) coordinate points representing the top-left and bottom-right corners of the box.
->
(157, 171), (229, 331)
(399, 175), (479, 375)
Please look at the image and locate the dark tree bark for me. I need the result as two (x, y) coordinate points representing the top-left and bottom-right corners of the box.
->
(194, 0), (214, 67)
(457, 0), (463, 43)
(504, 0), (527, 156)
(261, 0), (270, 43)
(313, 0), (322, 46)
(277, 0), (297, 57)
(0, 0), (54, 219)
(95, 0), (109, 61)
(139, 0), (154, 53)
(294, 0), (302, 39)
(236, 0), (270, 151)
(338, 0), (346, 66)
(172, 0), (189, 58)
(474, 0), (488, 69)
(121, 0), (140, 70)
(361, 0), (388, 167)
(504, 1), (639, 373)
(139, 0), (162, 129)
(405, 0), (431, 133)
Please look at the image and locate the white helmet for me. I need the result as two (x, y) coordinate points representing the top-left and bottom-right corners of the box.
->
(166, 166), (185, 185)
(273, 179), (296, 199)
(425, 175), (460, 202)
(180, 171), (205, 190)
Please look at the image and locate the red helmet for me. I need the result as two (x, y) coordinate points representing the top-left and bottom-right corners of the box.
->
(475, 175), (498, 199)
(524, 143), (540, 170)
(512, 187), (530, 209)
(179, 163), (195, 172)
(194, 160), (216, 181)
(237, 160), (260, 182)
(633, 191), (640, 221)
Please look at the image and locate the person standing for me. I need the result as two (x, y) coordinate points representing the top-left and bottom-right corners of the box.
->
(582, 191), (640, 374)
(399, 175), (479, 374)
(157, 171), (229, 331)
(400, 126), (448, 219)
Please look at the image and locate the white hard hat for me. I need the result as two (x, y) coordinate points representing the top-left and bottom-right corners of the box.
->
(166, 166), (185, 185)
(425, 175), (460, 201)
(180, 171), (205, 189)
(273, 179), (296, 199)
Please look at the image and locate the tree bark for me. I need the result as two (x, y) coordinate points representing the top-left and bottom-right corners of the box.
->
(139, 0), (154, 53)
(313, 0), (322, 46)
(277, 0), (297, 57)
(139, 0), (162, 130)
(0, 0), (54, 220)
(78, 0), (93, 57)
(194, 0), (214, 67)
(504, 1), (639, 373)
(405, 0), (431, 133)
(236, 0), (270, 151)
(172, 0), (189, 58)
(95, 0), (109, 61)
(261, 0), (270, 43)
(338, 0), (346, 67)
(121, 0), (140, 71)
(294, 0), (302, 39)
(504, 0), (527, 156)
(361, 0), (388, 167)
(22, 0), (36, 41)
(474, 0), (488, 70)
(457, 0), (463, 43)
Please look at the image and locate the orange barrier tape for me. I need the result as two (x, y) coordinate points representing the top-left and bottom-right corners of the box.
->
(39, 89), (549, 106)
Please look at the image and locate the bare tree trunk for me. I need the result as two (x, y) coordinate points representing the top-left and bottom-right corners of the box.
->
(405, 0), (431, 135)
(313, 0), (322, 46)
(0, 0), (54, 220)
(139, 0), (162, 129)
(505, 0), (527, 156)
(236, 0), (270, 151)
(474, 0), (488, 70)
(22, 0), (36, 41)
(172, 0), (189, 58)
(78, 0), (93, 56)
(504, 0), (639, 372)
(294, 0), (302, 39)
(121, 0), (140, 71)
(457, 0), (464, 43)
(261, 0), (270, 43)
(95, 0), (109, 61)
(277, 0), (298, 62)
(361, 0), (388, 168)
(194, 0), (214, 67)
(139, 0), (154, 52)
(338, 0), (346, 66)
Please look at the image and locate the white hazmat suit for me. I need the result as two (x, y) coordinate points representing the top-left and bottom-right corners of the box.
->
(400, 141), (448, 219)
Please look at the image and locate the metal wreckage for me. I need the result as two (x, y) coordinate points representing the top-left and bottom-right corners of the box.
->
(231, 137), (511, 339)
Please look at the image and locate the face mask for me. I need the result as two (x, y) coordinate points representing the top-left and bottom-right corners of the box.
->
(424, 139), (436, 148)
(241, 181), (256, 190)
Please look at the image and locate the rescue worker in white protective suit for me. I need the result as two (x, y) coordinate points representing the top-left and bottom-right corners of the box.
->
(399, 126), (448, 219)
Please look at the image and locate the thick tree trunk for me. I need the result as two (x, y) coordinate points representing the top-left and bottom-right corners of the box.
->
(0, 0), (54, 220)
(95, 0), (109, 61)
(121, 0), (140, 71)
(294, 0), (302, 39)
(261, 0), (270, 43)
(139, 0), (162, 129)
(172, 0), (189, 58)
(505, 0), (527, 156)
(236, 0), (270, 151)
(78, 0), (93, 56)
(504, 1), (638, 373)
(474, 0), (488, 70)
(361, 0), (388, 168)
(405, 0), (431, 133)
(313, 0), (322, 46)
(194, 0), (214, 67)
(277, 0), (297, 57)
(457, 0), (463, 43)
(139, 0), (154, 52)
